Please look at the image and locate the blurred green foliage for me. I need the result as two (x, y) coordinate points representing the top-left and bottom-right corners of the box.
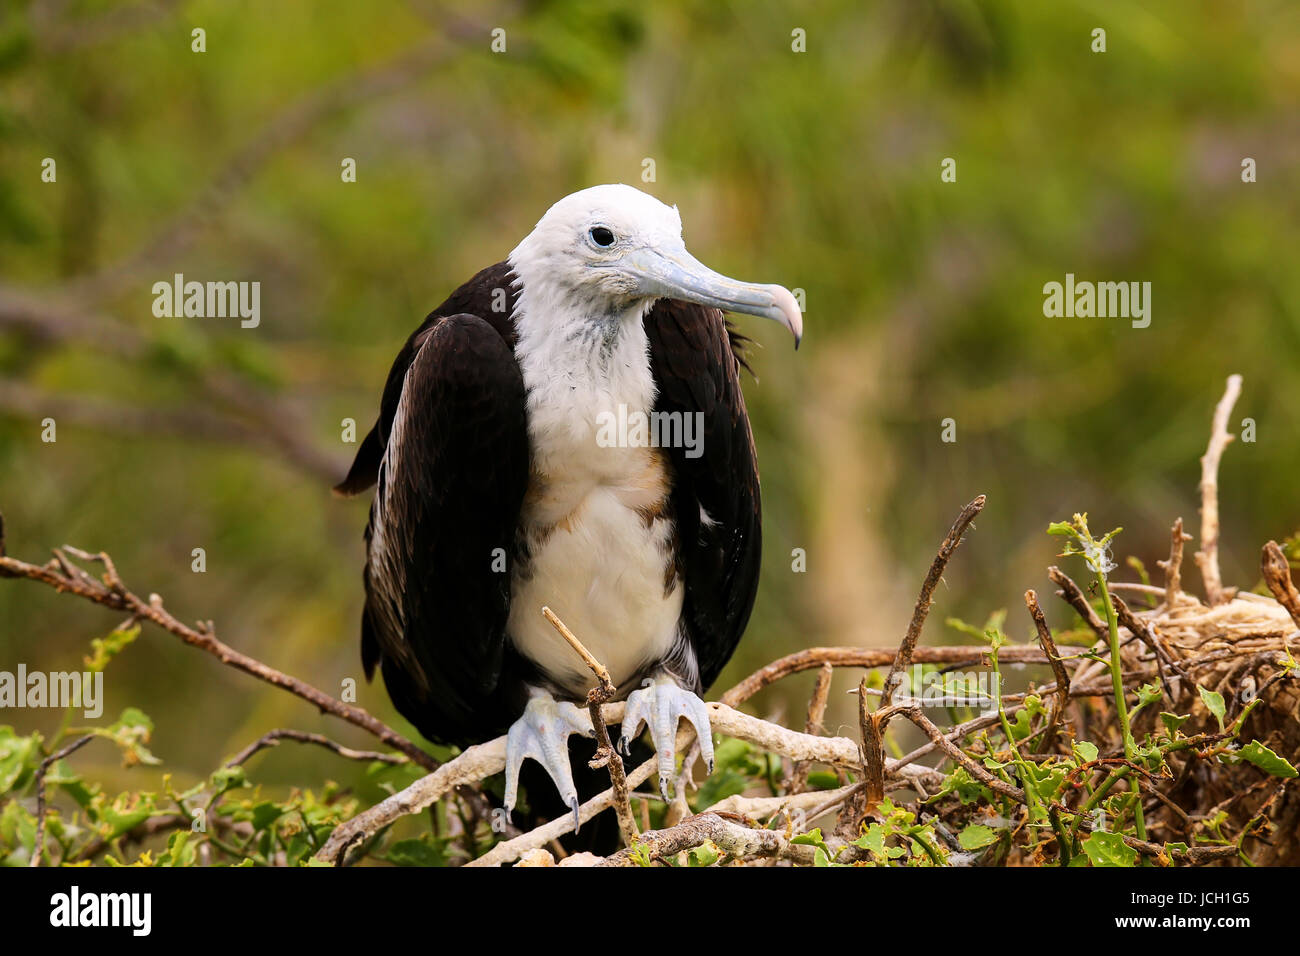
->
(1, 0), (1298, 822)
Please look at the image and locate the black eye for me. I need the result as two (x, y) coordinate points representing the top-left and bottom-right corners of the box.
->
(589, 226), (615, 247)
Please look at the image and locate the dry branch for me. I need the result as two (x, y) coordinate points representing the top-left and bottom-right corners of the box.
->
(0, 534), (436, 771)
(1047, 565), (1107, 639)
(541, 606), (637, 847)
(30, 735), (95, 867)
(319, 699), (946, 866)
(226, 729), (408, 768)
(1024, 589), (1070, 752)
(881, 494), (986, 707)
(721, 644), (1049, 707)
(1196, 374), (1242, 605)
(1261, 541), (1300, 631)
(597, 813), (795, 866)
(1158, 517), (1192, 608)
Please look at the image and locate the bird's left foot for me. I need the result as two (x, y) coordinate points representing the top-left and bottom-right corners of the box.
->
(617, 674), (714, 801)
(503, 693), (594, 831)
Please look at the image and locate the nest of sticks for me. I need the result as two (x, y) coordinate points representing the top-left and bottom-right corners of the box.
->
(314, 374), (1298, 866)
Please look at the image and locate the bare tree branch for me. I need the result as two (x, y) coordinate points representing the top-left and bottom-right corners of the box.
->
(541, 606), (637, 847)
(1196, 374), (1243, 606)
(881, 494), (986, 707)
(30, 734), (95, 867)
(226, 729), (409, 768)
(0, 534), (437, 771)
(1024, 589), (1070, 752)
(1158, 517), (1192, 608)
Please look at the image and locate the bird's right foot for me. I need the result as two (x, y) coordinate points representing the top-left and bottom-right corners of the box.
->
(502, 693), (594, 831)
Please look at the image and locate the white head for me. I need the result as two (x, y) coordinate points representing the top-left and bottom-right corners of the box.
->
(508, 184), (802, 347)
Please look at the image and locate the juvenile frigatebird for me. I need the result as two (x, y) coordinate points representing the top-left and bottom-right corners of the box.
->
(337, 184), (801, 829)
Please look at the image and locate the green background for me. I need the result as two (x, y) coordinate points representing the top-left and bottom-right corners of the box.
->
(1, 0), (1297, 798)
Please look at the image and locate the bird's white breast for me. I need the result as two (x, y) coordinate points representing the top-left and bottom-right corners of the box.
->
(507, 452), (683, 696)
(506, 307), (683, 695)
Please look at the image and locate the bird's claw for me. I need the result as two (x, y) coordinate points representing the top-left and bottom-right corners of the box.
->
(503, 695), (594, 831)
(618, 675), (714, 800)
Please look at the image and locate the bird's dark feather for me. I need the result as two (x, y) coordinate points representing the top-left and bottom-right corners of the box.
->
(341, 262), (761, 747)
(646, 299), (762, 692)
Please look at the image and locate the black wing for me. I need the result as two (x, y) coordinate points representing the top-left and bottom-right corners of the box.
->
(339, 265), (531, 746)
(645, 300), (762, 692)
(335, 263), (518, 497)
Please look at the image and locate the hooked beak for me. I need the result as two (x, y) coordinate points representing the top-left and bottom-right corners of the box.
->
(622, 245), (803, 348)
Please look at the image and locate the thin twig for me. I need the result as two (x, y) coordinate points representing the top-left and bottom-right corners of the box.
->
(226, 728), (408, 768)
(1195, 374), (1243, 606)
(1047, 565), (1108, 639)
(0, 541), (438, 771)
(1261, 541), (1300, 630)
(541, 606), (637, 847)
(895, 706), (1027, 803)
(1024, 589), (1070, 752)
(1157, 517), (1192, 608)
(882, 495), (986, 706)
(721, 645), (1049, 709)
(1111, 593), (1176, 700)
(30, 734), (95, 867)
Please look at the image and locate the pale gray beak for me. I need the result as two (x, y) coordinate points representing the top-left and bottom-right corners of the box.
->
(623, 245), (803, 348)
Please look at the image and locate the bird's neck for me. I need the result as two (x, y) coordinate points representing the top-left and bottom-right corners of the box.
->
(511, 280), (658, 478)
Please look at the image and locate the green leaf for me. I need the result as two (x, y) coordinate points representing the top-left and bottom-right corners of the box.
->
(158, 830), (197, 867)
(1133, 683), (1162, 709)
(958, 823), (998, 850)
(209, 766), (248, 796)
(384, 837), (449, 867)
(1023, 763), (1068, 803)
(97, 793), (158, 842)
(1198, 686), (1226, 731)
(1073, 741), (1099, 764)
(930, 767), (994, 806)
(1081, 830), (1138, 867)
(853, 824), (887, 858)
(804, 771), (840, 791)
(90, 708), (161, 767)
(1006, 709), (1034, 742)
(791, 828), (826, 849)
(692, 738), (762, 809)
(984, 627), (1008, 652)
(1233, 740), (1298, 778)
(1047, 521), (1077, 537)
(0, 799), (37, 861)
(1160, 712), (1189, 736)
(249, 802), (285, 831)
(687, 844), (719, 867)
(84, 625), (140, 673)
(0, 726), (39, 793)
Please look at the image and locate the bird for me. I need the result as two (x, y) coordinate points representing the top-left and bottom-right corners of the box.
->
(336, 184), (801, 833)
